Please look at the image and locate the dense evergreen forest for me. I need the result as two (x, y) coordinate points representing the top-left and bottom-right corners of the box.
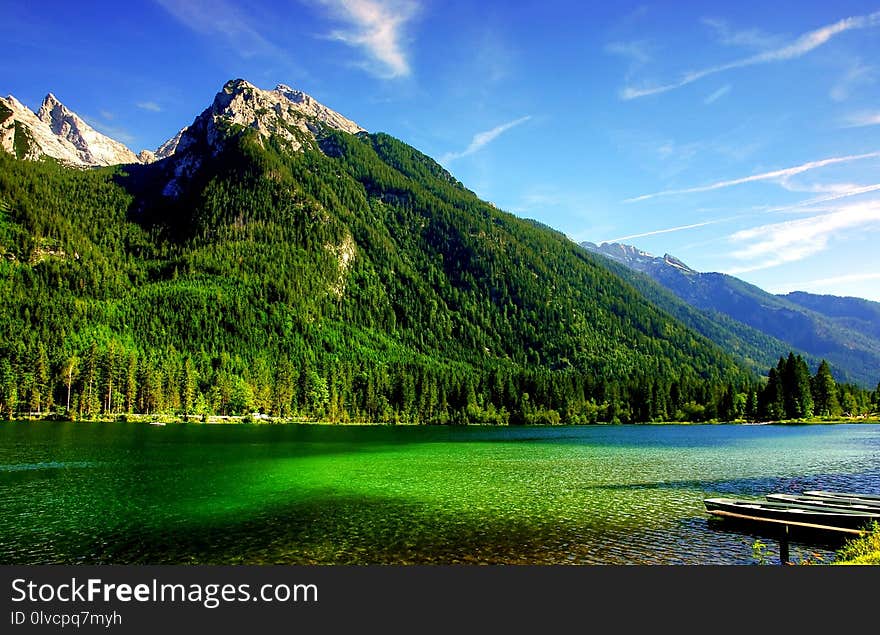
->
(0, 120), (877, 424)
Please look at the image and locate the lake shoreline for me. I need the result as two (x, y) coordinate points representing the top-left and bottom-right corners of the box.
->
(2, 414), (878, 426)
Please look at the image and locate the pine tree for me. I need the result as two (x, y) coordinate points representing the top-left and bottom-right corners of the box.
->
(124, 353), (137, 413)
(181, 357), (197, 416)
(62, 356), (77, 414)
(811, 360), (840, 417)
(34, 343), (49, 414)
(745, 390), (758, 420)
(780, 353), (812, 419)
(760, 366), (785, 420)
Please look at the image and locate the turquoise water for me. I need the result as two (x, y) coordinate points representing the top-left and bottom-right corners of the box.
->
(0, 422), (878, 564)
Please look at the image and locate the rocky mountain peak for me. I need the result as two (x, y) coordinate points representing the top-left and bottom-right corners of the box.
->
(137, 149), (157, 164)
(662, 254), (695, 274)
(582, 241), (698, 277)
(39, 92), (63, 111)
(211, 78), (366, 141)
(34, 92), (139, 166)
(1, 94), (89, 164)
(158, 79), (367, 197)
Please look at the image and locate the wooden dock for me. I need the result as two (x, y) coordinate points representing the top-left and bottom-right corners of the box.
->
(707, 508), (867, 564)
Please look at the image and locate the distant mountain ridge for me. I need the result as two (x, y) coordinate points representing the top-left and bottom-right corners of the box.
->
(36, 93), (140, 166)
(0, 77), (767, 425)
(1, 93), (140, 166)
(0, 76), (875, 431)
(0, 81), (367, 173)
(582, 241), (880, 386)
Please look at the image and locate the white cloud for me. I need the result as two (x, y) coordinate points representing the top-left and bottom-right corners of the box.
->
(625, 151), (880, 203)
(778, 179), (863, 195)
(441, 116), (532, 163)
(621, 11), (880, 99)
(774, 271), (880, 291)
(317, 0), (419, 78)
(830, 58), (874, 102)
(726, 199), (880, 273)
(605, 40), (652, 65)
(701, 18), (780, 50)
(703, 84), (731, 104)
(137, 101), (162, 113)
(768, 183), (880, 213)
(605, 218), (730, 243)
(155, 0), (276, 57)
(841, 110), (880, 127)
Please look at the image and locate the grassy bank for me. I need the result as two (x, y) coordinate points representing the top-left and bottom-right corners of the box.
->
(834, 522), (880, 565)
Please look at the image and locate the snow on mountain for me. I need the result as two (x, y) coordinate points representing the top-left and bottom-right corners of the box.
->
(155, 127), (187, 160)
(187, 79), (365, 154)
(1, 95), (87, 165)
(2, 80), (365, 173)
(160, 79), (367, 197)
(273, 83), (365, 135)
(0, 93), (143, 167)
(36, 93), (139, 166)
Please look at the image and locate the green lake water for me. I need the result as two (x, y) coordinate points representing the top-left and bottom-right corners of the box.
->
(1, 422), (878, 565)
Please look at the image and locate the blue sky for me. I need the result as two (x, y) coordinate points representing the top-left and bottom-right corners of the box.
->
(4, 0), (880, 300)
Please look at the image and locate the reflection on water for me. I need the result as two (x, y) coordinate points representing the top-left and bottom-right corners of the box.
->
(0, 422), (877, 564)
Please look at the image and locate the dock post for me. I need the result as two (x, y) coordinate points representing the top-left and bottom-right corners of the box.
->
(779, 525), (790, 565)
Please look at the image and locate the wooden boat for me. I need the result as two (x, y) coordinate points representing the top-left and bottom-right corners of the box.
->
(704, 497), (880, 531)
(766, 493), (880, 513)
(803, 490), (880, 502)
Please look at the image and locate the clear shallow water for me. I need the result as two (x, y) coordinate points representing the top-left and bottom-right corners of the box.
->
(0, 422), (878, 565)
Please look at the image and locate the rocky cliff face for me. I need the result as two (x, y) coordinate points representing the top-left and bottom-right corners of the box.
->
(184, 79), (365, 155)
(1, 93), (142, 167)
(160, 79), (367, 197)
(1, 81), (365, 171)
(155, 127), (187, 160)
(36, 93), (140, 166)
(1, 95), (88, 164)
(581, 241), (695, 275)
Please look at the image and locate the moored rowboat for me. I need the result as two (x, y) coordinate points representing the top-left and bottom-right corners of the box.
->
(766, 493), (880, 513)
(704, 497), (880, 531)
(803, 490), (880, 502)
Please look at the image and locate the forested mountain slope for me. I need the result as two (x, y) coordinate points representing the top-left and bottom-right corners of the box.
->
(583, 241), (880, 386)
(0, 79), (757, 423)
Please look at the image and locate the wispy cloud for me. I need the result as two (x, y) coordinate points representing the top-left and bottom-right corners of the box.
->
(767, 184), (880, 216)
(841, 110), (880, 127)
(778, 179), (863, 195)
(605, 40), (654, 89)
(605, 40), (652, 65)
(440, 115), (532, 163)
(316, 0), (419, 78)
(774, 271), (880, 292)
(830, 57), (875, 101)
(621, 11), (880, 99)
(726, 199), (880, 273)
(136, 101), (162, 113)
(625, 152), (880, 203)
(605, 218), (731, 243)
(155, 0), (277, 57)
(703, 84), (731, 105)
(701, 17), (780, 50)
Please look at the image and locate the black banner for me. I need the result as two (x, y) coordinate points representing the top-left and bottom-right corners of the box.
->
(0, 565), (875, 632)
